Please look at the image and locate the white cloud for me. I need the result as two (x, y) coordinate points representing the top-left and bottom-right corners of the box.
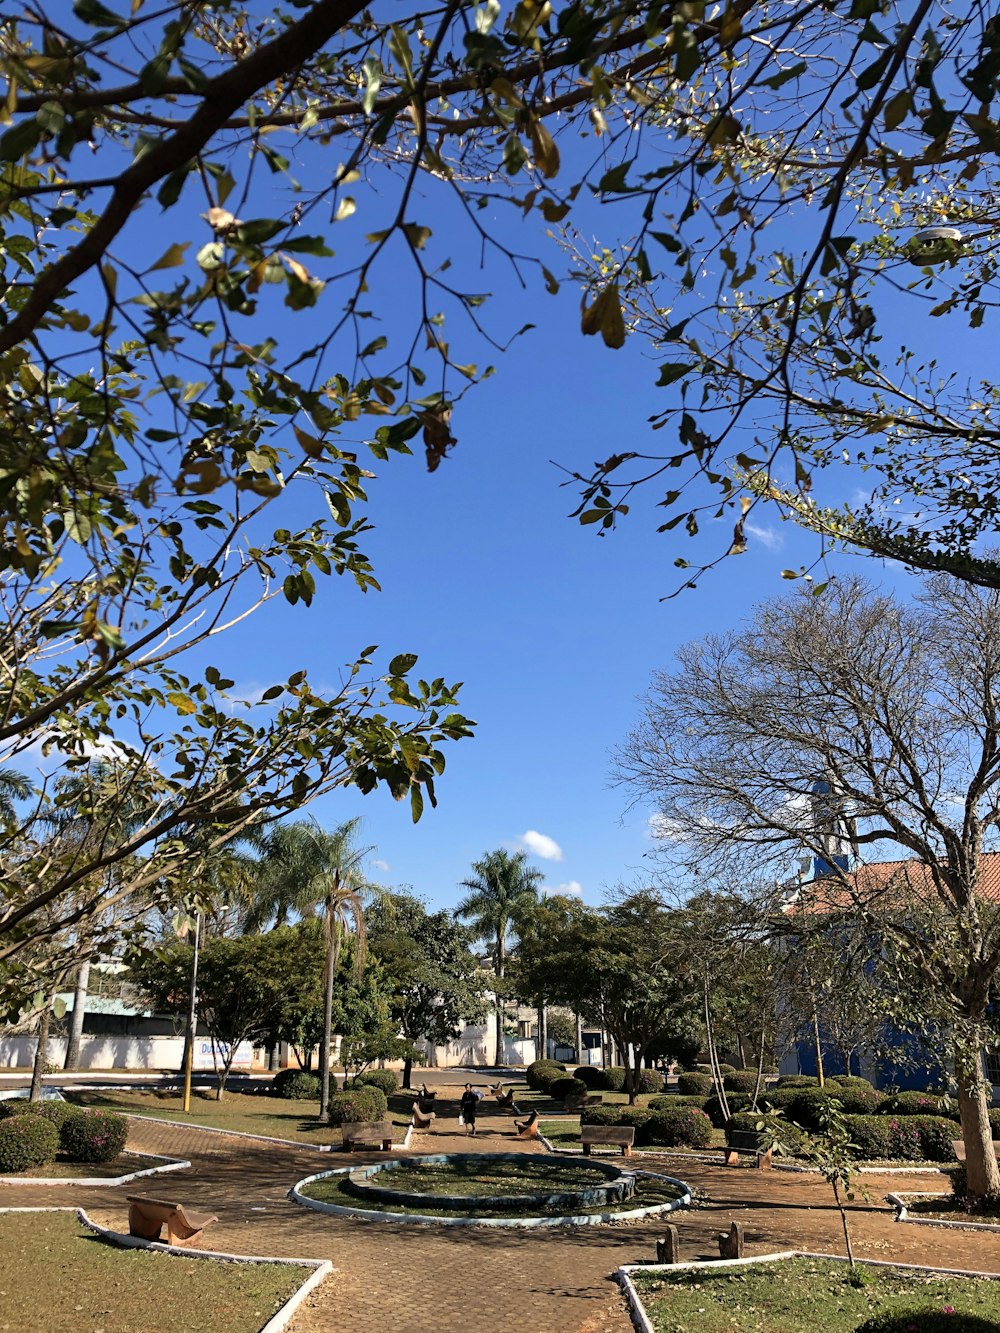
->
(745, 522), (784, 551)
(646, 812), (685, 842)
(542, 880), (583, 897)
(372, 858), (390, 872)
(516, 829), (564, 862)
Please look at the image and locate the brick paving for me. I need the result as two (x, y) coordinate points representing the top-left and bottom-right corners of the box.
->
(4, 1075), (1000, 1332)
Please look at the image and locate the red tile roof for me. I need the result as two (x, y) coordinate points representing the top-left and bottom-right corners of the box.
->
(786, 851), (1000, 913)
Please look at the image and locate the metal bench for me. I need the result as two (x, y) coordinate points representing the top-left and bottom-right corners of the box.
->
(581, 1125), (635, 1157)
(126, 1195), (218, 1248)
(722, 1129), (773, 1169)
(952, 1139), (1000, 1162)
(341, 1119), (394, 1151)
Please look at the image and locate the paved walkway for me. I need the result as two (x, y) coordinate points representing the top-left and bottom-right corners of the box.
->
(4, 1076), (1000, 1332)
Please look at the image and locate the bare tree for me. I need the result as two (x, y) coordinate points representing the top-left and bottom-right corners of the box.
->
(618, 575), (1000, 1200)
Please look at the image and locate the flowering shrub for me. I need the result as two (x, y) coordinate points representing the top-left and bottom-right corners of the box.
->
(883, 1091), (959, 1120)
(0, 1115), (59, 1173)
(59, 1108), (128, 1163)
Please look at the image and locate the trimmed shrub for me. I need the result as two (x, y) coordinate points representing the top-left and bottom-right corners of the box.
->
(326, 1087), (387, 1126)
(715, 1063), (737, 1075)
(0, 1115), (58, 1173)
(854, 1310), (1000, 1332)
(353, 1069), (399, 1096)
(602, 1066), (627, 1093)
(574, 1066), (608, 1090)
(676, 1072), (713, 1097)
(881, 1114), (956, 1162)
(616, 1106), (654, 1145)
(828, 1075), (875, 1090)
(272, 1069), (322, 1100)
(550, 1076), (588, 1103)
(761, 1087), (799, 1111)
(647, 1106), (713, 1149)
(726, 1111), (804, 1153)
(723, 1071), (759, 1096)
(777, 1074), (819, 1088)
(648, 1094), (709, 1112)
(59, 1108), (128, 1163)
(882, 1090), (959, 1120)
(703, 1092), (750, 1128)
(0, 1099), (77, 1130)
(525, 1060), (564, 1092)
(632, 1067), (665, 1095)
(786, 1087), (837, 1129)
(580, 1105), (620, 1127)
(843, 1114), (890, 1160)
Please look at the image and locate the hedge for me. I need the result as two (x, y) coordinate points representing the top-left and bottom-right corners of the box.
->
(761, 1087), (799, 1111)
(525, 1060), (564, 1092)
(676, 1072), (713, 1097)
(272, 1069), (322, 1100)
(828, 1075), (875, 1090)
(550, 1076), (588, 1103)
(648, 1094), (709, 1112)
(631, 1067), (666, 1095)
(0, 1099), (78, 1130)
(602, 1066), (627, 1093)
(842, 1114), (890, 1160)
(854, 1310), (1000, 1332)
(777, 1074), (819, 1088)
(352, 1069), (399, 1096)
(884, 1114), (957, 1162)
(326, 1087), (388, 1126)
(574, 1066), (608, 1090)
(723, 1071), (759, 1096)
(882, 1090), (958, 1120)
(579, 1104), (654, 1145)
(703, 1092), (750, 1128)
(0, 1116), (59, 1173)
(647, 1106), (713, 1149)
(580, 1105), (620, 1127)
(59, 1108), (128, 1163)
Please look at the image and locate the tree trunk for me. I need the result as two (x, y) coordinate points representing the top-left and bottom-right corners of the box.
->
(812, 1002), (826, 1087)
(402, 1056), (413, 1089)
(30, 1004), (51, 1102)
(63, 961), (90, 1070)
(319, 911), (335, 1119)
(537, 1001), (546, 1062)
(957, 1064), (1000, 1198)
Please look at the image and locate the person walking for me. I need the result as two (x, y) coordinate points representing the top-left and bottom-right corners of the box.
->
(460, 1083), (479, 1137)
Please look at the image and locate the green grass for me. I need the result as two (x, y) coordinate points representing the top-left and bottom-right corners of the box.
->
(66, 1088), (410, 1145)
(302, 1171), (686, 1218)
(363, 1156), (610, 1196)
(631, 1257), (1000, 1332)
(0, 1212), (303, 1333)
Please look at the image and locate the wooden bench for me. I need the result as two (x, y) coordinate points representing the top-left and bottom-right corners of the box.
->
(565, 1093), (603, 1112)
(515, 1110), (540, 1140)
(722, 1129), (773, 1169)
(126, 1195), (218, 1248)
(952, 1139), (1000, 1162)
(581, 1125), (635, 1158)
(411, 1102), (435, 1130)
(341, 1119), (394, 1151)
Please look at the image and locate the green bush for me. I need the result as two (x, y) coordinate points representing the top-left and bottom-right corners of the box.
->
(550, 1076), (588, 1102)
(716, 1062), (737, 1074)
(352, 1069), (399, 1096)
(761, 1087), (799, 1110)
(0, 1115), (59, 1173)
(602, 1066), (627, 1093)
(828, 1075), (875, 1090)
(786, 1087), (837, 1129)
(647, 1106), (713, 1149)
(725, 1111), (804, 1153)
(854, 1310), (1000, 1331)
(580, 1105), (620, 1127)
(0, 1099), (77, 1130)
(703, 1092), (750, 1128)
(59, 1108), (128, 1163)
(616, 1106), (654, 1145)
(882, 1114), (957, 1162)
(272, 1069), (322, 1100)
(326, 1087), (388, 1126)
(630, 1067), (665, 1095)
(676, 1072), (713, 1097)
(648, 1094), (708, 1112)
(525, 1059), (564, 1092)
(573, 1066), (608, 1090)
(842, 1114), (890, 1160)
(723, 1071), (759, 1096)
(777, 1074), (819, 1088)
(882, 1091), (958, 1120)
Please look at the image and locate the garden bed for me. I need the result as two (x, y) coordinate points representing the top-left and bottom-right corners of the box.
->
(622, 1254), (1000, 1332)
(0, 1150), (186, 1184)
(0, 1211), (304, 1333)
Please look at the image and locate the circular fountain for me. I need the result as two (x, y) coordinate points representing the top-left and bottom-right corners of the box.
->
(291, 1152), (691, 1228)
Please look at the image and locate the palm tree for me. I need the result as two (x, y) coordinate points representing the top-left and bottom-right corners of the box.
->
(0, 767), (30, 823)
(456, 849), (543, 1067)
(244, 817), (373, 1117)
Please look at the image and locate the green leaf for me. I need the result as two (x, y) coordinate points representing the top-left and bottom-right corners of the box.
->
(389, 652), (419, 676)
(656, 362), (693, 386)
(410, 783), (424, 822)
(73, 0), (123, 26)
(149, 242), (188, 272)
(361, 56), (383, 116)
(235, 218), (284, 246)
(0, 118), (42, 163)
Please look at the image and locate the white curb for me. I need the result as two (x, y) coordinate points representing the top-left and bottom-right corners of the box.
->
(887, 1190), (1000, 1232)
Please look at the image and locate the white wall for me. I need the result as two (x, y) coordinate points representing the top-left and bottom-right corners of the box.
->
(0, 1034), (188, 1071)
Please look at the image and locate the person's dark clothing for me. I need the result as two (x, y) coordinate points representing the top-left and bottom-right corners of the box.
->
(460, 1090), (478, 1131)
